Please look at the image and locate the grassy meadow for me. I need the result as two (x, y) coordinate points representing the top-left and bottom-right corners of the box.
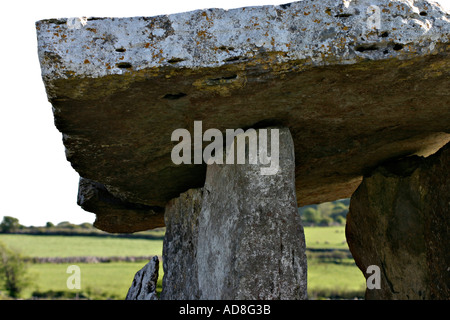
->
(24, 261), (161, 299)
(0, 226), (365, 300)
(304, 226), (348, 249)
(0, 234), (163, 258)
(304, 226), (365, 299)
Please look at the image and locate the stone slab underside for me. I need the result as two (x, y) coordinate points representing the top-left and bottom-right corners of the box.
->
(36, 0), (450, 231)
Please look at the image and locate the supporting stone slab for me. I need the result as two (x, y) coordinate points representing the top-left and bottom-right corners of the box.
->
(126, 256), (159, 300)
(161, 127), (307, 300)
(346, 142), (450, 300)
(161, 188), (203, 300)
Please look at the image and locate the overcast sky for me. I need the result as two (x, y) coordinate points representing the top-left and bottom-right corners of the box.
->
(1, 0), (449, 227)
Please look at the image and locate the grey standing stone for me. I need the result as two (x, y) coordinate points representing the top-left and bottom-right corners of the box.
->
(125, 256), (159, 300)
(161, 127), (307, 300)
(197, 127), (307, 299)
(161, 188), (203, 300)
(346, 142), (450, 300)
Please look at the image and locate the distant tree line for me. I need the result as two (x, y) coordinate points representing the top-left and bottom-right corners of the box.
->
(0, 217), (166, 240)
(298, 199), (349, 226)
(0, 216), (23, 233)
(0, 216), (96, 234)
(1, 198), (350, 234)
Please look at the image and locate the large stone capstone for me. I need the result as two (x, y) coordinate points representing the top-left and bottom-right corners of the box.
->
(36, 0), (450, 232)
(346, 142), (450, 300)
(161, 128), (307, 300)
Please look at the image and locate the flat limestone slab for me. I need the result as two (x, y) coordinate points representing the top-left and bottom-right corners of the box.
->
(36, 0), (450, 231)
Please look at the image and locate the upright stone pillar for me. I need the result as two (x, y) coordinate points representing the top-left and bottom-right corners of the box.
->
(161, 188), (203, 300)
(346, 142), (450, 300)
(161, 127), (307, 300)
(126, 256), (160, 300)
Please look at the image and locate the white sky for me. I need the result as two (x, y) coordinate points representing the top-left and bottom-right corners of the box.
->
(1, 0), (449, 227)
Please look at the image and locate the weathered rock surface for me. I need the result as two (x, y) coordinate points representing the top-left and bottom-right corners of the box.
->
(161, 128), (307, 300)
(346, 142), (450, 300)
(125, 256), (159, 300)
(77, 177), (164, 233)
(161, 188), (203, 300)
(36, 0), (450, 231)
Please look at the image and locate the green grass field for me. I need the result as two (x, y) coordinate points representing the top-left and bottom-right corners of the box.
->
(307, 259), (365, 299)
(0, 226), (365, 300)
(0, 234), (163, 258)
(304, 226), (348, 249)
(23, 261), (164, 300)
(304, 226), (365, 299)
